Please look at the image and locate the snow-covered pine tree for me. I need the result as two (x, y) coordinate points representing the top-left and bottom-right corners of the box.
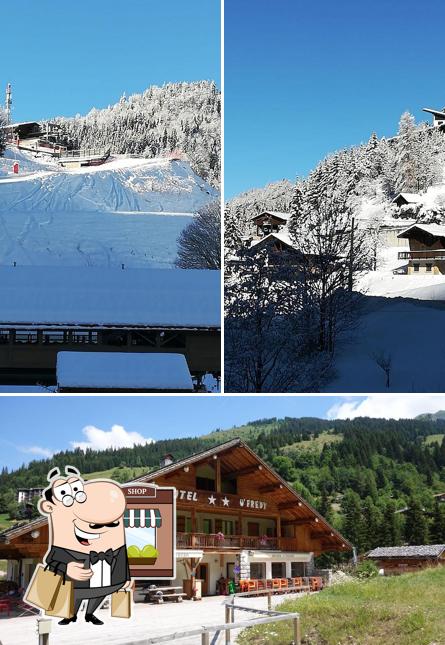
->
(49, 81), (221, 187)
(394, 111), (422, 194)
(175, 201), (221, 270)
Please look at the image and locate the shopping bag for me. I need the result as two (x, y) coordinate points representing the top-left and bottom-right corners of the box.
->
(46, 579), (74, 619)
(111, 590), (131, 618)
(24, 564), (63, 611)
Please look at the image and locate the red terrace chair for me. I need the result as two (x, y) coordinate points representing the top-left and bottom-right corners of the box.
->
(265, 579), (273, 589)
(247, 579), (258, 593)
(279, 578), (288, 592)
(310, 576), (323, 592)
(239, 580), (249, 593)
(293, 577), (303, 590)
(271, 578), (281, 592)
(0, 599), (11, 617)
(257, 579), (266, 592)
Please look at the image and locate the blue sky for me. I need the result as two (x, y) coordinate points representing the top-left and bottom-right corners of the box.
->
(2, 395), (445, 471)
(225, 0), (445, 197)
(1, 0), (220, 123)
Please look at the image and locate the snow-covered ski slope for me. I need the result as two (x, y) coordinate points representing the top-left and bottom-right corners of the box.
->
(0, 149), (218, 268)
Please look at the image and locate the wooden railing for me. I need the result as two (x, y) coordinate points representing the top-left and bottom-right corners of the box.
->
(398, 250), (445, 260)
(176, 533), (299, 551)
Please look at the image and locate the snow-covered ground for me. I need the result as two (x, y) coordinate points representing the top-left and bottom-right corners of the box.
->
(325, 295), (445, 392)
(324, 238), (445, 392)
(0, 148), (218, 268)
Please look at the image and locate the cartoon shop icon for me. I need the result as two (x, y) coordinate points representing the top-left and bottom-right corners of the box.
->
(25, 467), (133, 626)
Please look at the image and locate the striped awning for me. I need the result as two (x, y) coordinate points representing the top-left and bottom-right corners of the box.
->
(124, 508), (162, 528)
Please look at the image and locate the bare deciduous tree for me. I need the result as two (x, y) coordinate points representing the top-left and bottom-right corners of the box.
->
(0, 108), (7, 157)
(372, 350), (392, 389)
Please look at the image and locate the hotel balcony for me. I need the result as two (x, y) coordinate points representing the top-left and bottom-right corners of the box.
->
(176, 532), (299, 551)
(398, 250), (445, 260)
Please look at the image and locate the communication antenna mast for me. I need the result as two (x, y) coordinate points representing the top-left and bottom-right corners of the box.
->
(5, 83), (12, 124)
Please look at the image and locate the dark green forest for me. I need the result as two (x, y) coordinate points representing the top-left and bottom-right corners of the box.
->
(2, 415), (445, 555)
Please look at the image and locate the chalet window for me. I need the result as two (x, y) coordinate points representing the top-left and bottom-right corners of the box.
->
(247, 522), (260, 537)
(72, 331), (98, 344)
(0, 331), (10, 344)
(42, 330), (67, 344)
(215, 519), (234, 535)
(223, 520), (234, 535)
(221, 478), (237, 495)
(271, 562), (285, 578)
(413, 264), (420, 272)
(131, 331), (158, 346)
(177, 516), (185, 532)
(14, 330), (38, 344)
(196, 464), (216, 491)
(176, 515), (192, 534)
(291, 562), (305, 577)
(426, 263), (432, 272)
(196, 476), (216, 491)
(202, 519), (212, 534)
(250, 563), (266, 579)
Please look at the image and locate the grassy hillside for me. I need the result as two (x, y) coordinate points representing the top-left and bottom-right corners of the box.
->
(281, 430), (342, 454)
(238, 567), (445, 645)
(202, 418), (280, 441)
(83, 466), (149, 482)
(424, 433), (445, 446)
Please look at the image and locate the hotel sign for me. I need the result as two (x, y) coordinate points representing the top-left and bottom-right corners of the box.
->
(176, 489), (267, 510)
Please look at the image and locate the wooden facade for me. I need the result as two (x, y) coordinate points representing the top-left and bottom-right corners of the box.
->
(398, 225), (445, 274)
(0, 439), (351, 596)
(367, 545), (445, 575)
(251, 212), (290, 238)
(0, 327), (220, 386)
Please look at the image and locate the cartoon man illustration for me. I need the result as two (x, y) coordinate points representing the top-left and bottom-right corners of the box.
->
(38, 466), (132, 626)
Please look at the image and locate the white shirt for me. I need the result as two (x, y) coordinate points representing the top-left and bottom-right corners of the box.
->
(90, 559), (111, 588)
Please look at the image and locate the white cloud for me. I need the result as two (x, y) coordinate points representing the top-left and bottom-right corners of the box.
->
(20, 445), (54, 458)
(327, 395), (445, 420)
(71, 424), (155, 451)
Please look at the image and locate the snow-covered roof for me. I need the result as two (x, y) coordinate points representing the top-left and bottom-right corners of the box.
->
(392, 193), (422, 204)
(398, 223), (445, 239)
(251, 211), (291, 222)
(250, 232), (295, 248)
(423, 108), (445, 119)
(0, 266), (220, 329)
(56, 352), (194, 391)
(368, 545), (445, 559)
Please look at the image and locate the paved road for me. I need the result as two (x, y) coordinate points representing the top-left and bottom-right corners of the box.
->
(0, 592), (308, 645)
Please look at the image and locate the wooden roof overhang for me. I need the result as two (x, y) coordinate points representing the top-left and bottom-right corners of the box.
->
(134, 439), (352, 553)
(251, 212), (290, 224)
(397, 226), (445, 243)
(0, 518), (48, 560)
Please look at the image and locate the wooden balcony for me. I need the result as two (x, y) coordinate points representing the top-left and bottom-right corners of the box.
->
(398, 250), (445, 260)
(176, 533), (299, 552)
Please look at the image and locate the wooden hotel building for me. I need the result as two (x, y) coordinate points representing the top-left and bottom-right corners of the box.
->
(0, 439), (351, 596)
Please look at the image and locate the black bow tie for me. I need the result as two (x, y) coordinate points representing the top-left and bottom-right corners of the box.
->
(90, 549), (114, 565)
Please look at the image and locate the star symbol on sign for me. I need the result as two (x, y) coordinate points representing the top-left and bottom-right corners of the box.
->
(208, 495), (216, 505)
(222, 497), (230, 507)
